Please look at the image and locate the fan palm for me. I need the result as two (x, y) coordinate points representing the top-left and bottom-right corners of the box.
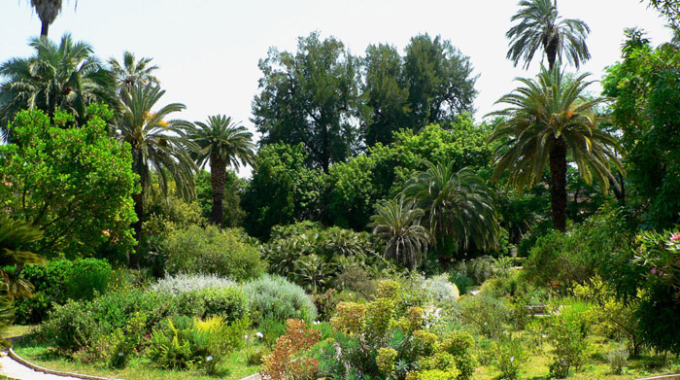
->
(487, 66), (623, 232)
(403, 161), (499, 260)
(370, 196), (432, 269)
(29, 0), (69, 37)
(114, 83), (196, 268)
(109, 51), (160, 97)
(186, 115), (255, 225)
(0, 33), (116, 134)
(506, 0), (591, 70)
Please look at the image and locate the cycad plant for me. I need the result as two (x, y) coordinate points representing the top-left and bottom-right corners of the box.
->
(506, 0), (591, 69)
(370, 195), (432, 269)
(487, 66), (623, 231)
(403, 160), (499, 262)
(114, 83), (196, 268)
(186, 115), (255, 225)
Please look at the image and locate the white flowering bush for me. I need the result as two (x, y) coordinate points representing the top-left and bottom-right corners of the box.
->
(150, 273), (236, 295)
(423, 274), (460, 305)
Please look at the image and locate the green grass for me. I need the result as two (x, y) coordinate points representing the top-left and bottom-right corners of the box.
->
(3, 325), (36, 340)
(13, 342), (262, 380)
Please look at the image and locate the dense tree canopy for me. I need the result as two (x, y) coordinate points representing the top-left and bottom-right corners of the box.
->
(361, 35), (478, 146)
(0, 106), (138, 256)
(603, 29), (680, 228)
(253, 32), (361, 172)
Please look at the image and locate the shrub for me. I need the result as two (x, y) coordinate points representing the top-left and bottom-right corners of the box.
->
(261, 319), (321, 380)
(147, 315), (249, 374)
(524, 212), (633, 289)
(243, 275), (317, 323)
(495, 336), (526, 380)
(606, 346), (629, 375)
(453, 257), (496, 286)
(438, 331), (478, 380)
(161, 225), (264, 281)
(457, 295), (508, 338)
(194, 286), (249, 321)
(423, 275), (459, 305)
(149, 273), (236, 296)
(448, 272), (473, 295)
(546, 301), (593, 376)
(13, 259), (111, 324)
(39, 299), (101, 353)
(66, 258), (113, 301)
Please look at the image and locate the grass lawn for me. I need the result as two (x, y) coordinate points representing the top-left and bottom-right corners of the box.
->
(13, 341), (262, 380)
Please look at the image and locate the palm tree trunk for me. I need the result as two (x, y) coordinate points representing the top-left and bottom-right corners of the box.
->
(549, 138), (568, 232)
(546, 40), (558, 70)
(210, 156), (227, 225)
(40, 20), (49, 37)
(130, 190), (144, 270)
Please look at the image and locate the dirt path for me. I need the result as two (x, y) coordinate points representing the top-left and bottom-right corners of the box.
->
(0, 353), (84, 380)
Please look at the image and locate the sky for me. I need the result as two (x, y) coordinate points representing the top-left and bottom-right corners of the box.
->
(0, 0), (674, 177)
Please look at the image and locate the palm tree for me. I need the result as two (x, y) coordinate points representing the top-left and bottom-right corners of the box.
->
(370, 196), (432, 269)
(109, 51), (160, 97)
(186, 115), (255, 225)
(114, 83), (196, 268)
(0, 216), (45, 300)
(487, 66), (623, 232)
(0, 33), (116, 133)
(506, 0), (591, 70)
(403, 160), (499, 262)
(29, 0), (68, 37)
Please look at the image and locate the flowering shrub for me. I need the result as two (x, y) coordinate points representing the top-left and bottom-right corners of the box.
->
(149, 273), (236, 295)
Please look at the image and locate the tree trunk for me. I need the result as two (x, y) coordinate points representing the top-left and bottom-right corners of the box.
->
(545, 37), (558, 70)
(40, 20), (49, 37)
(549, 138), (568, 232)
(210, 155), (226, 226)
(130, 180), (146, 270)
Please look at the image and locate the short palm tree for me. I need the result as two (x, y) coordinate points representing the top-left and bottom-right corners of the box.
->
(186, 115), (255, 226)
(114, 83), (196, 268)
(487, 66), (623, 232)
(109, 51), (160, 97)
(0, 33), (116, 133)
(403, 160), (499, 260)
(506, 0), (591, 70)
(0, 216), (46, 300)
(370, 196), (432, 269)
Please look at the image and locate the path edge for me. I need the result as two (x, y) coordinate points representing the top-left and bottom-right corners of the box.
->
(6, 348), (262, 380)
(8, 348), (131, 380)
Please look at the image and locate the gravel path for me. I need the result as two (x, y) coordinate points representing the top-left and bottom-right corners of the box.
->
(0, 353), (83, 380)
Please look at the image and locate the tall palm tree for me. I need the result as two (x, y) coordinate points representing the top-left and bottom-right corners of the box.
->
(370, 196), (432, 269)
(29, 0), (69, 37)
(114, 83), (196, 268)
(403, 160), (499, 262)
(506, 0), (591, 70)
(487, 66), (623, 231)
(186, 115), (255, 225)
(108, 51), (160, 97)
(0, 33), (115, 134)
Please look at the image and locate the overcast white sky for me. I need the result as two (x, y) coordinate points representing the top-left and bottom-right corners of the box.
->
(0, 0), (673, 176)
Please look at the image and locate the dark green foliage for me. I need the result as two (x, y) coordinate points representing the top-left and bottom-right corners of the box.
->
(39, 299), (100, 353)
(439, 331), (478, 380)
(0, 106), (137, 257)
(195, 170), (244, 228)
(160, 225), (264, 281)
(242, 143), (326, 239)
(179, 287), (249, 322)
(262, 223), (384, 292)
(636, 284), (680, 354)
(602, 31), (680, 228)
(361, 36), (478, 146)
(253, 32), (361, 172)
(12, 259), (115, 324)
(403, 35), (477, 130)
(65, 258), (113, 301)
(523, 211), (634, 288)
